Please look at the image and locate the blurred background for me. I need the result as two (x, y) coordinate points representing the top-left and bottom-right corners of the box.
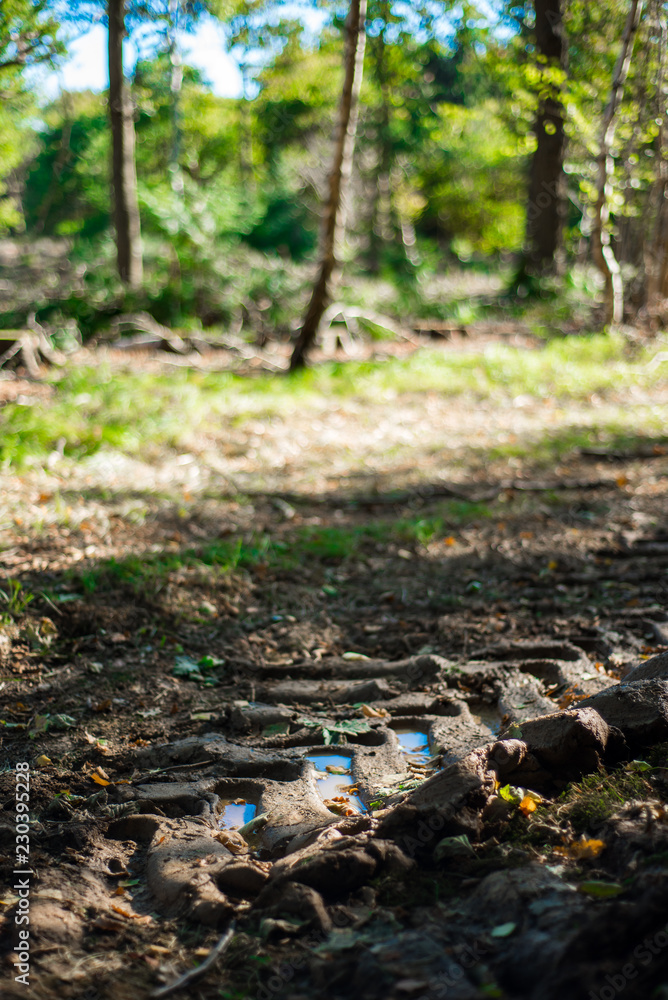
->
(0, 0), (666, 350)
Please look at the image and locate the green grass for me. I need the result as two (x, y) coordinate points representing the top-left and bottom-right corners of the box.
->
(0, 332), (664, 469)
(66, 504), (496, 598)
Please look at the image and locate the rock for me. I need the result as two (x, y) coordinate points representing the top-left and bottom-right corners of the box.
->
(580, 679), (668, 746)
(622, 650), (668, 685)
(365, 839), (414, 875)
(463, 863), (580, 927)
(287, 846), (378, 896)
(498, 707), (612, 785)
(253, 881), (333, 934)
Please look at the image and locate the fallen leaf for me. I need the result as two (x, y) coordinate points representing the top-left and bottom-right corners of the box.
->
(35, 754), (52, 767)
(213, 830), (248, 855)
(554, 837), (606, 860)
(91, 917), (125, 933)
(577, 881), (623, 898)
(490, 922), (517, 938)
(360, 704), (389, 719)
(519, 794), (538, 816)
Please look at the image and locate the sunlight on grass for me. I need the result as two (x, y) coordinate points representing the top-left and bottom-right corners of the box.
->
(0, 333), (664, 468)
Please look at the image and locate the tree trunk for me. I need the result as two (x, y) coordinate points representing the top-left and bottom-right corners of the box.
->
(519, 0), (567, 280)
(591, 0), (643, 326)
(168, 0), (184, 195)
(289, 0), (367, 371)
(108, 0), (143, 288)
(644, 14), (668, 313)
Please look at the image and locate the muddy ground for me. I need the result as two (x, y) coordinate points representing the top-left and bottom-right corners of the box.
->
(1, 336), (668, 1000)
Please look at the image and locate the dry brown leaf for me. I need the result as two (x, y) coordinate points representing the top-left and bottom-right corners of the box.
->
(213, 830), (248, 855)
(360, 704), (389, 719)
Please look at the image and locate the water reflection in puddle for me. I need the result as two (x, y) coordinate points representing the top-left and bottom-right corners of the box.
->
(218, 800), (257, 829)
(393, 726), (431, 766)
(305, 752), (364, 813)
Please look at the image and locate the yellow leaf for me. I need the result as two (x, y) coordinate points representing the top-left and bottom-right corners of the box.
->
(91, 773), (111, 786)
(519, 795), (538, 816)
(554, 837), (606, 860)
(35, 755), (52, 767)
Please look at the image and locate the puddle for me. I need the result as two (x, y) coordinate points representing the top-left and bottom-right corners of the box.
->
(218, 799), (257, 829)
(470, 705), (502, 737)
(393, 726), (431, 766)
(305, 752), (365, 813)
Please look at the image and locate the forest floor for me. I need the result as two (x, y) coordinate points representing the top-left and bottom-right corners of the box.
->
(1, 327), (668, 1000)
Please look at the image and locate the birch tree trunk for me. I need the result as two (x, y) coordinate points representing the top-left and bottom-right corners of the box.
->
(289, 0), (367, 371)
(591, 0), (643, 326)
(108, 0), (143, 287)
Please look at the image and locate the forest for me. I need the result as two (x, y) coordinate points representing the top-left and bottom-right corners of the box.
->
(1, 2), (668, 999)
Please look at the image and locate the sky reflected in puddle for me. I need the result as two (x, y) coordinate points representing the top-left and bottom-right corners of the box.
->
(305, 752), (365, 813)
(218, 800), (257, 829)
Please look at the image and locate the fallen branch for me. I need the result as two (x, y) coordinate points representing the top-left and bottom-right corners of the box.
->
(151, 922), (236, 999)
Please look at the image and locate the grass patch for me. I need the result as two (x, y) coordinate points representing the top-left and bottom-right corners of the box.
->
(557, 768), (653, 834)
(0, 332), (664, 469)
(65, 503), (497, 599)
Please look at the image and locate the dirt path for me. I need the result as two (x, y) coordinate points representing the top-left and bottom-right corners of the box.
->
(1, 342), (668, 999)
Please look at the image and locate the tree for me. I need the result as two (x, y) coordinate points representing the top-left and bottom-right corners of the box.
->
(590, 0), (644, 325)
(289, 0), (367, 371)
(0, 1), (63, 232)
(0, 0), (61, 73)
(517, 0), (567, 281)
(108, 0), (143, 286)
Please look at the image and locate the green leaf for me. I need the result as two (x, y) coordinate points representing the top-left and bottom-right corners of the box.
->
(173, 655), (204, 679)
(490, 922), (517, 938)
(434, 835), (476, 863)
(577, 881), (624, 898)
(198, 655), (225, 670)
(498, 784), (522, 805)
(263, 722), (289, 736)
(625, 760), (651, 772)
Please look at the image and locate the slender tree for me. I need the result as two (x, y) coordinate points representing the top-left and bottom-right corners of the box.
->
(289, 0), (367, 371)
(108, 0), (143, 286)
(518, 0), (567, 280)
(590, 0), (644, 325)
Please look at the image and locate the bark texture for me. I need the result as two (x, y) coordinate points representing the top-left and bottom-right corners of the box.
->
(289, 0), (367, 371)
(520, 0), (567, 278)
(591, 0), (644, 325)
(108, 0), (143, 288)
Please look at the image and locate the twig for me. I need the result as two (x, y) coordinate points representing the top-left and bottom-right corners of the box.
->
(131, 759), (214, 784)
(151, 922), (236, 999)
